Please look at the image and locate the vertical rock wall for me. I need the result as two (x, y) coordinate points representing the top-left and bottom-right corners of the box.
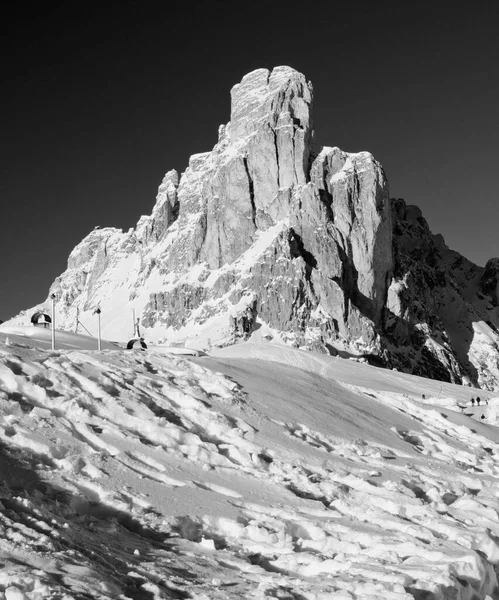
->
(143, 66), (393, 354)
(15, 65), (499, 387)
(23, 68), (393, 364)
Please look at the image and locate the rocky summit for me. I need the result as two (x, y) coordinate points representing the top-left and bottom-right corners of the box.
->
(11, 66), (499, 390)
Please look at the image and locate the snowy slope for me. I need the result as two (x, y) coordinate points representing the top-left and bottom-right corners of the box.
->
(0, 330), (499, 599)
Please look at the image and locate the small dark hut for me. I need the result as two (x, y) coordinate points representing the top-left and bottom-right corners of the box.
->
(126, 338), (148, 350)
(31, 312), (52, 328)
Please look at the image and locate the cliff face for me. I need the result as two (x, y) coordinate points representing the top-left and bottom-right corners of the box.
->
(136, 66), (392, 356)
(386, 199), (499, 389)
(11, 66), (499, 390)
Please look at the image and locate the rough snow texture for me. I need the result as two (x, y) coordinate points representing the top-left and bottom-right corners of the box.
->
(8, 66), (499, 389)
(1, 332), (499, 599)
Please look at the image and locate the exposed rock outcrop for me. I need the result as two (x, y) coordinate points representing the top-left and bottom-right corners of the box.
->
(479, 258), (499, 306)
(136, 170), (179, 245)
(136, 66), (391, 356)
(386, 199), (499, 389)
(9, 66), (499, 390)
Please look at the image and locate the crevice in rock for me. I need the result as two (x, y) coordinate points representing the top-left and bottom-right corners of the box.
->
(292, 129), (298, 184)
(217, 224), (224, 268)
(288, 229), (317, 272)
(318, 188), (334, 221)
(190, 212), (207, 266)
(243, 157), (257, 228)
(272, 128), (280, 188)
(170, 195), (180, 224)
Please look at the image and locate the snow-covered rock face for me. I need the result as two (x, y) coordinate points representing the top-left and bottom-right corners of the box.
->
(9, 66), (499, 389)
(135, 169), (179, 245)
(15, 65), (392, 357)
(387, 199), (499, 390)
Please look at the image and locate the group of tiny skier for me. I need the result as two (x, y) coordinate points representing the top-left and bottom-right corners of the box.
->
(469, 396), (488, 406)
(421, 393), (490, 421)
(467, 396), (490, 421)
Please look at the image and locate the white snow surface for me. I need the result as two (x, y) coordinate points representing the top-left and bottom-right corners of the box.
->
(0, 331), (499, 599)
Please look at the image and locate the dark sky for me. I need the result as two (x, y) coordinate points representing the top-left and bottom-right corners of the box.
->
(2, 1), (498, 320)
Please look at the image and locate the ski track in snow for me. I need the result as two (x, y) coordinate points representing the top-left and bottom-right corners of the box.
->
(0, 338), (499, 598)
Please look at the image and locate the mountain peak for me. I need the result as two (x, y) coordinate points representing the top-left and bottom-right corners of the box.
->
(229, 66), (313, 144)
(7, 67), (499, 390)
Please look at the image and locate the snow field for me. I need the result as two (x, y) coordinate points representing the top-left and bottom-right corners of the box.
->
(0, 340), (499, 598)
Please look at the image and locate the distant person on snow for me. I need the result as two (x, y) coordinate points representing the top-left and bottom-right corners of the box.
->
(471, 398), (475, 406)
(476, 397), (481, 406)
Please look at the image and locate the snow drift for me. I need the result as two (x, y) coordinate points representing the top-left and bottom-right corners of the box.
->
(0, 329), (499, 598)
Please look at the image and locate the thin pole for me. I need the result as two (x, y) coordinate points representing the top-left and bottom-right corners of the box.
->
(132, 308), (136, 336)
(51, 294), (56, 350)
(97, 310), (101, 350)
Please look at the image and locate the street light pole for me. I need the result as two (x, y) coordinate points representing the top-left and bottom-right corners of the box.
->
(95, 308), (102, 350)
(50, 293), (56, 350)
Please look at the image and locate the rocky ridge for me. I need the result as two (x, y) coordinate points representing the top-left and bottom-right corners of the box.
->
(386, 200), (499, 389)
(10, 66), (499, 390)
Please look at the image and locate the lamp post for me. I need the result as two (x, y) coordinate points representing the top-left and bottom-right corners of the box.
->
(50, 293), (56, 350)
(95, 308), (102, 350)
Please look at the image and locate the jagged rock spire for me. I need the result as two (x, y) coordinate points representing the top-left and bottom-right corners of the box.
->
(29, 67), (394, 358)
(20, 67), (499, 390)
